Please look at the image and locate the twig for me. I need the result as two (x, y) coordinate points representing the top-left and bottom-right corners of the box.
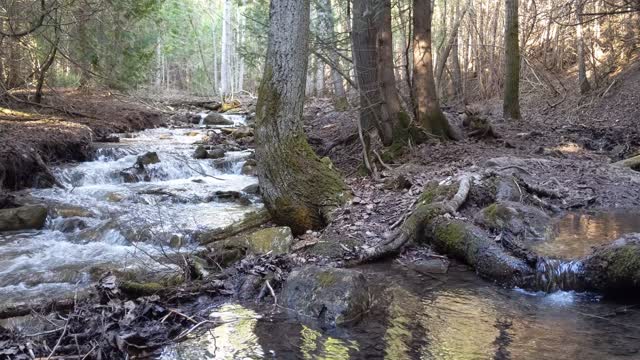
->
(373, 150), (394, 171)
(46, 318), (69, 360)
(265, 280), (278, 306)
(173, 320), (219, 341)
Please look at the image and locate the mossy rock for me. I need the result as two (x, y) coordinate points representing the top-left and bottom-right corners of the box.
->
(281, 266), (370, 326)
(209, 226), (294, 256)
(584, 234), (640, 293)
(0, 205), (48, 231)
(419, 181), (457, 205)
(135, 152), (160, 168)
(474, 201), (551, 241)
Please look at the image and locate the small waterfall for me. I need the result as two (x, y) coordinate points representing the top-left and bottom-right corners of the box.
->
(198, 112), (207, 126)
(534, 259), (586, 292)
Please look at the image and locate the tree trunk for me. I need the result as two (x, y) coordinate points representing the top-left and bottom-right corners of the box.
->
(351, 0), (393, 146)
(34, 44), (58, 104)
(435, 1), (469, 95)
(450, 2), (463, 100)
(220, 0), (233, 98)
(316, 0), (347, 105)
(377, 0), (410, 147)
(412, 0), (455, 139)
(576, 1), (591, 94)
(316, 58), (325, 95)
(503, 0), (522, 120)
(255, 0), (349, 235)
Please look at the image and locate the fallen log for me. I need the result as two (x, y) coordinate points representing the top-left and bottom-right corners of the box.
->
(195, 208), (271, 245)
(614, 155), (640, 171)
(0, 295), (87, 320)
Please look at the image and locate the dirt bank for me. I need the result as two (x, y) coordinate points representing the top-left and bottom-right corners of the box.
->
(0, 89), (167, 191)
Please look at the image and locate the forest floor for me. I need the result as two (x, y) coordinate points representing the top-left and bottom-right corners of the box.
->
(305, 63), (640, 259)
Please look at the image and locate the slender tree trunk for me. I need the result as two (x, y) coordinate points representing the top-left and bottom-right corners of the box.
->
(220, 0), (232, 98)
(237, 0), (246, 93)
(316, 58), (325, 95)
(0, 18), (5, 87)
(451, 1), (463, 100)
(34, 39), (59, 103)
(412, 0), (454, 139)
(156, 38), (163, 87)
(435, 1), (468, 94)
(576, 1), (591, 94)
(212, 22), (218, 94)
(255, 0), (349, 235)
(317, 0), (347, 106)
(503, 0), (521, 120)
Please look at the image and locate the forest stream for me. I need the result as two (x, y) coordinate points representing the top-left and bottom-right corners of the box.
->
(2, 116), (640, 359)
(0, 115), (258, 304)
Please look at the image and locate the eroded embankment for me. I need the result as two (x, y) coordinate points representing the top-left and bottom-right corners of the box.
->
(0, 92), (166, 191)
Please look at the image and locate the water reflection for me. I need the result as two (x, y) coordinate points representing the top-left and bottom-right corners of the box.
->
(534, 211), (640, 258)
(161, 304), (264, 359)
(163, 263), (640, 359)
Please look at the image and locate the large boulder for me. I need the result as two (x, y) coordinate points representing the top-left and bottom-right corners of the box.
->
(281, 266), (370, 326)
(0, 205), (48, 231)
(202, 112), (234, 126)
(474, 201), (551, 241)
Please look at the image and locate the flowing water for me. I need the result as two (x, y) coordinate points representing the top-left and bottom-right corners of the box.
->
(0, 118), (259, 304)
(162, 262), (640, 360)
(3, 117), (640, 358)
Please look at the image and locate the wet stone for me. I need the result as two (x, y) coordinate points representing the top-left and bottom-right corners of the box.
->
(475, 201), (551, 241)
(281, 266), (370, 327)
(202, 112), (234, 126)
(135, 152), (160, 168)
(0, 205), (48, 232)
(241, 159), (257, 176)
(193, 145), (208, 159)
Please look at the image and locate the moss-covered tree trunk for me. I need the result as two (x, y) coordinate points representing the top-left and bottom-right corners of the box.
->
(255, 0), (349, 236)
(503, 0), (522, 120)
(412, 0), (455, 139)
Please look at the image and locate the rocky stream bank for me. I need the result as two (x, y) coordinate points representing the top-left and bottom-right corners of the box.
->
(2, 94), (640, 359)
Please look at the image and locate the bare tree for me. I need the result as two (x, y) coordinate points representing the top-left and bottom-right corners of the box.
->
(503, 0), (521, 120)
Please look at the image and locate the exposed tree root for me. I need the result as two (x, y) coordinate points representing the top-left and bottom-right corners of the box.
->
(355, 175), (472, 264)
(352, 174), (640, 294)
(614, 154), (640, 171)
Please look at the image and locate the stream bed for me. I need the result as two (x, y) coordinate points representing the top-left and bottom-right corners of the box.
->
(2, 120), (640, 359)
